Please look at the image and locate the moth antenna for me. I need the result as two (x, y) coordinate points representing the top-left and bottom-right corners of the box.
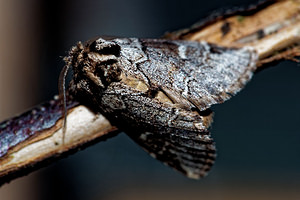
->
(58, 61), (71, 144)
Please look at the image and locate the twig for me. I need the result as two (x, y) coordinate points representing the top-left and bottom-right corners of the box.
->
(0, 98), (118, 185)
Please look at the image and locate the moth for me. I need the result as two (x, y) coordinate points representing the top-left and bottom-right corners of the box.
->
(61, 37), (258, 179)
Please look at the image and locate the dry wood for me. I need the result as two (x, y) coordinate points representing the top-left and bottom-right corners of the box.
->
(166, 0), (300, 63)
(0, 105), (118, 185)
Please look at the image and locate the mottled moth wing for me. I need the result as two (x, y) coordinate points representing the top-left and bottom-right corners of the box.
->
(98, 84), (216, 178)
(68, 37), (257, 178)
(129, 129), (216, 179)
(120, 38), (258, 111)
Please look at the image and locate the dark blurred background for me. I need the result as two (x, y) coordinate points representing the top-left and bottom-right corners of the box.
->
(0, 0), (299, 199)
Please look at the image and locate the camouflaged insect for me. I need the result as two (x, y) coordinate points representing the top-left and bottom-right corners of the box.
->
(63, 37), (258, 179)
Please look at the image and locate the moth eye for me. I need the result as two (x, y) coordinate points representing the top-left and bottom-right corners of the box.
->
(90, 38), (121, 57)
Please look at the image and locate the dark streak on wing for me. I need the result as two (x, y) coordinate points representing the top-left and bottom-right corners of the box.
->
(0, 95), (79, 159)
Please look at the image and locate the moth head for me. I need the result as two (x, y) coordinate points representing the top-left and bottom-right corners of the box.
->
(67, 37), (122, 92)
(58, 38), (123, 142)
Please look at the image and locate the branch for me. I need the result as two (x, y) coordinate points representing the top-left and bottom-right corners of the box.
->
(1, 0), (300, 185)
(0, 97), (118, 185)
(165, 0), (300, 63)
